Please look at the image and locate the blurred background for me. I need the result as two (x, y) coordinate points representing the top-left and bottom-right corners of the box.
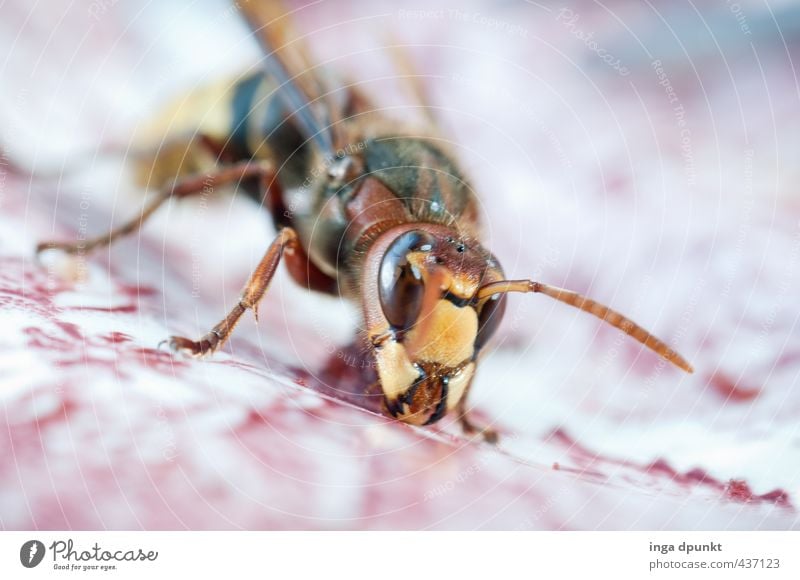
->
(1, 0), (799, 529)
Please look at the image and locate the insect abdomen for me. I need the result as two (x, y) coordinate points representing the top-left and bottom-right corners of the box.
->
(227, 73), (312, 189)
(133, 72), (310, 192)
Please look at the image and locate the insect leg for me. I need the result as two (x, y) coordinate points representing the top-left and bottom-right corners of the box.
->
(456, 380), (498, 444)
(36, 160), (275, 256)
(167, 226), (302, 357)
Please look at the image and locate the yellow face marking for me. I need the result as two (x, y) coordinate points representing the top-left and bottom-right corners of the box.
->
(405, 254), (478, 300)
(449, 274), (479, 300)
(446, 362), (475, 412)
(405, 300), (478, 367)
(374, 339), (420, 403)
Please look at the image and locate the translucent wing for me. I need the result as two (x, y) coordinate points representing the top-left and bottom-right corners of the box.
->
(237, 1), (336, 158)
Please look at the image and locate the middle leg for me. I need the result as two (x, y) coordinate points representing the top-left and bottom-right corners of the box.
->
(456, 380), (498, 444)
(36, 160), (276, 256)
(168, 226), (308, 357)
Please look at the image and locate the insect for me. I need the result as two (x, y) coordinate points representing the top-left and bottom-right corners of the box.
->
(37, 2), (693, 442)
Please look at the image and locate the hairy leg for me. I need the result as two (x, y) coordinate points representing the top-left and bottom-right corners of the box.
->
(37, 160), (275, 256)
(167, 227), (305, 357)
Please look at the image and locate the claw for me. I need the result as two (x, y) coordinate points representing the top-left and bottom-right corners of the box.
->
(460, 415), (498, 444)
(35, 241), (55, 256)
(167, 332), (220, 358)
(35, 241), (73, 261)
(480, 428), (499, 445)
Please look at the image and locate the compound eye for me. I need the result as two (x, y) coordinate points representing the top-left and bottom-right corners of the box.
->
(475, 293), (507, 351)
(378, 231), (435, 331)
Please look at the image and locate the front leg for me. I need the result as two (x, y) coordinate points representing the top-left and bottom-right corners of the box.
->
(456, 381), (498, 444)
(168, 227), (306, 357)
